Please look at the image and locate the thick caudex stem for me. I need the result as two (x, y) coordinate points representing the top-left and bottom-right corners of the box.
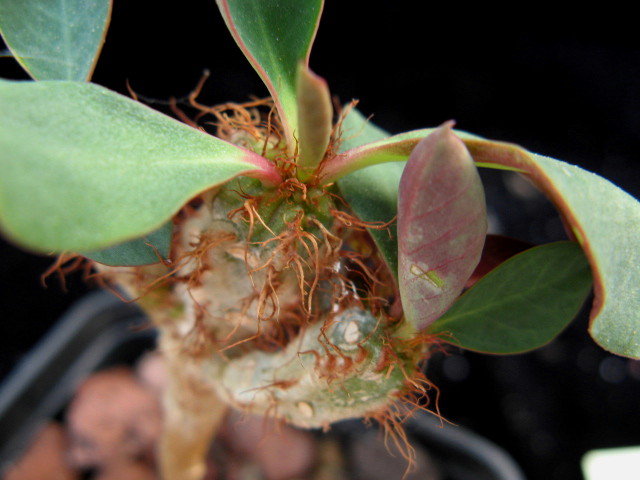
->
(159, 353), (226, 480)
(93, 102), (435, 480)
(95, 177), (434, 479)
(211, 307), (421, 428)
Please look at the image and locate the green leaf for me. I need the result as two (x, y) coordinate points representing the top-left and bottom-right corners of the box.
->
(335, 108), (403, 279)
(398, 125), (487, 330)
(464, 138), (640, 358)
(83, 221), (172, 266)
(216, 0), (323, 151)
(0, 0), (111, 80)
(338, 163), (404, 280)
(0, 79), (281, 255)
(428, 242), (593, 354)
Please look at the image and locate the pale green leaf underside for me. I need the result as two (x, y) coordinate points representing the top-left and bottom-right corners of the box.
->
(336, 109), (402, 279)
(0, 0), (111, 81)
(337, 108), (391, 153)
(428, 242), (593, 354)
(217, 0), (323, 149)
(324, 128), (434, 184)
(83, 221), (172, 266)
(0, 80), (269, 254)
(462, 138), (640, 358)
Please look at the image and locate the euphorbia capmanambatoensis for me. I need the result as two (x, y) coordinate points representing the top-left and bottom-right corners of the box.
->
(1, 1), (640, 479)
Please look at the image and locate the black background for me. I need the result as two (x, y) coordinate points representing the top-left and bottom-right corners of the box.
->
(2, 2), (640, 479)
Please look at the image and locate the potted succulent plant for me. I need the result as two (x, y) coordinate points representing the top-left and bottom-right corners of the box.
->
(1, 1), (639, 479)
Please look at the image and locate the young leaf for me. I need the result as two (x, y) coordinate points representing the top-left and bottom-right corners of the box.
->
(0, 0), (111, 81)
(428, 242), (593, 354)
(0, 79), (280, 255)
(216, 0), (323, 152)
(334, 108), (403, 279)
(83, 222), (172, 266)
(296, 65), (332, 179)
(398, 125), (487, 330)
(463, 138), (640, 359)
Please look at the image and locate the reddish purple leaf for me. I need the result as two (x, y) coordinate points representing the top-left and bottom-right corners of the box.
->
(398, 124), (487, 329)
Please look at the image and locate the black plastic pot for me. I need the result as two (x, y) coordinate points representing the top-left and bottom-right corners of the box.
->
(0, 290), (154, 474)
(0, 291), (525, 480)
